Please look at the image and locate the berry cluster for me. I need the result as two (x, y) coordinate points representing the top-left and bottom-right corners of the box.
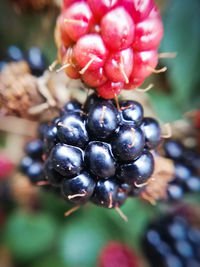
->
(163, 140), (200, 200)
(21, 94), (162, 208)
(55, 0), (163, 98)
(0, 45), (46, 76)
(143, 214), (200, 267)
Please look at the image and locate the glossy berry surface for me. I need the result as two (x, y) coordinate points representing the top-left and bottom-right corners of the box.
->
(112, 124), (144, 162)
(44, 159), (65, 187)
(25, 140), (43, 160)
(92, 179), (118, 208)
(26, 162), (44, 184)
(20, 156), (33, 174)
(141, 117), (162, 149)
(60, 100), (81, 115)
(120, 100), (144, 125)
(55, 0), (163, 98)
(143, 214), (200, 267)
(87, 100), (119, 140)
(57, 112), (89, 148)
(62, 172), (95, 204)
(50, 143), (84, 177)
(164, 140), (200, 200)
(43, 124), (58, 155)
(20, 95), (161, 208)
(85, 141), (116, 179)
(118, 150), (154, 184)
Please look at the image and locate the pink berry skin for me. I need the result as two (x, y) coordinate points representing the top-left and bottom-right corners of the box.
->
(62, 0), (83, 9)
(56, 15), (72, 47)
(101, 7), (135, 51)
(62, 2), (93, 42)
(122, 0), (154, 22)
(74, 34), (108, 71)
(56, 0), (163, 99)
(97, 81), (124, 99)
(132, 16), (163, 51)
(104, 48), (134, 83)
(130, 50), (158, 81)
(82, 67), (108, 87)
(88, 0), (121, 19)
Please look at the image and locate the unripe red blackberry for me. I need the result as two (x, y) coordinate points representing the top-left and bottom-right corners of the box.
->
(55, 0), (163, 98)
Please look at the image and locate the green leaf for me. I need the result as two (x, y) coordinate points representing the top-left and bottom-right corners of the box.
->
(31, 253), (67, 267)
(148, 91), (182, 122)
(59, 214), (110, 267)
(3, 211), (57, 262)
(160, 0), (200, 106)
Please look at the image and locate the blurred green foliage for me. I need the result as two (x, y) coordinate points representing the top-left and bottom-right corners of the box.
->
(149, 0), (200, 122)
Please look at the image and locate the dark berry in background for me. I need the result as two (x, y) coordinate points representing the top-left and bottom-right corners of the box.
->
(143, 214), (200, 267)
(0, 45), (46, 76)
(163, 140), (200, 200)
(20, 94), (162, 209)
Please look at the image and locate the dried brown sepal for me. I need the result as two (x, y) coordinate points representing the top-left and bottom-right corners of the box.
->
(141, 155), (175, 204)
(0, 61), (65, 122)
(0, 61), (44, 119)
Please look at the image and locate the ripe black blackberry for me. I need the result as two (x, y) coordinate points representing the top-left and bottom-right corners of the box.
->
(163, 140), (200, 200)
(0, 45), (46, 76)
(143, 214), (200, 267)
(20, 94), (162, 210)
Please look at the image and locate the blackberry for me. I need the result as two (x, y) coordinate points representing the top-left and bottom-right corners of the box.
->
(25, 140), (43, 160)
(143, 214), (200, 267)
(120, 100), (144, 125)
(57, 112), (89, 148)
(50, 143), (84, 177)
(112, 124), (145, 162)
(60, 100), (82, 117)
(62, 172), (95, 204)
(0, 45), (46, 76)
(87, 101), (119, 140)
(164, 140), (200, 200)
(27, 46), (46, 77)
(20, 94), (162, 209)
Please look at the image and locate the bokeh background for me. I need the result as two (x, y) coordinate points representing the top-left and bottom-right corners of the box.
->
(0, 0), (200, 266)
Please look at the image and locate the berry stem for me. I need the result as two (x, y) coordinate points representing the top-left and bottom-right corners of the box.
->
(128, 128), (135, 149)
(108, 192), (113, 208)
(68, 190), (87, 200)
(158, 52), (177, 59)
(64, 18), (86, 27)
(119, 55), (129, 84)
(56, 63), (70, 73)
(100, 106), (107, 125)
(79, 57), (96, 75)
(114, 96), (120, 111)
(49, 59), (59, 72)
(147, 66), (167, 74)
(57, 122), (74, 133)
(136, 83), (154, 93)
(115, 206), (128, 222)
(36, 181), (50, 186)
(64, 205), (80, 217)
